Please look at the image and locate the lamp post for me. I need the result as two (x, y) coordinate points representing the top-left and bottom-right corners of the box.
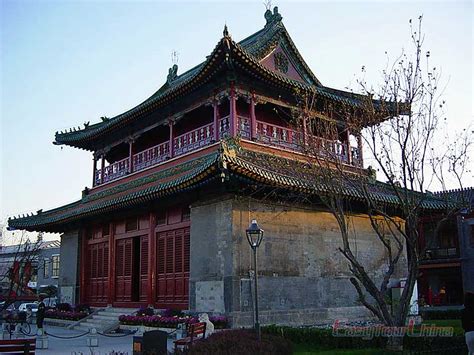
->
(246, 219), (264, 341)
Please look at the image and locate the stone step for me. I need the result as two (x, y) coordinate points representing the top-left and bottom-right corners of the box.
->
(97, 310), (134, 316)
(84, 319), (111, 326)
(92, 315), (119, 321)
(73, 324), (100, 332)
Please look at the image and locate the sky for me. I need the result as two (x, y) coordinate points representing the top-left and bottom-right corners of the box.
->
(1, 0), (473, 242)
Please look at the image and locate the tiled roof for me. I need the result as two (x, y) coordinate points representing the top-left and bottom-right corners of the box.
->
(8, 141), (447, 232)
(0, 240), (60, 255)
(433, 188), (474, 208)
(54, 10), (383, 150)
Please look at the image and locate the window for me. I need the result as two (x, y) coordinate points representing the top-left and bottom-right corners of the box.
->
(51, 255), (60, 278)
(43, 258), (49, 278)
(125, 217), (138, 232)
(182, 206), (190, 222)
(102, 223), (110, 237)
(470, 224), (474, 247)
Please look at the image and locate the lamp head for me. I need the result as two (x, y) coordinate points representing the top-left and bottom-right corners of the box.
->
(246, 219), (264, 248)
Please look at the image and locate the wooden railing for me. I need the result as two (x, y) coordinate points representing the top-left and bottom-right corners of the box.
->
(174, 123), (214, 156)
(239, 119), (361, 166)
(95, 157), (130, 185)
(94, 118), (362, 186)
(133, 141), (170, 172)
(219, 116), (230, 138)
(255, 120), (300, 150)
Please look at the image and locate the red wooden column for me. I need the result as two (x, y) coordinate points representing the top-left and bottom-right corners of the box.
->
(213, 100), (219, 141)
(250, 93), (257, 140)
(346, 129), (351, 165)
(79, 229), (88, 304)
(128, 139), (134, 173)
(168, 120), (174, 158)
(92, 154), (97, 187)
(107, 221), (116, 305)
(357, 133), (363, 167)
(229, 83), (237, 136)
(302, 116), (308, 148)
(147, 212), (157, 307)
(100, 154), (105, 184)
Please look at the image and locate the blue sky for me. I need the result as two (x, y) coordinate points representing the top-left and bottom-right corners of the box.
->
(1, 0), (472, 240)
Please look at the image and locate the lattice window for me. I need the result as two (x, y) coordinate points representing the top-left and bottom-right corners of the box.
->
(104, 245), (109, 277)
(175, 233), (183, 273)
(141, 236), (148, 275)
(102, 224), (110, 237)
(157, 237), (165, 274)
(184, 230), (190, 272)
(116, 242), (124, 277)
(156, 211), (166, 225)
(124, 240), (132, 276)
(51, 254), (60, 278)
(166, 235), (174, 274)
(182, 207), (190, 222)
(125, 217), (138, 232)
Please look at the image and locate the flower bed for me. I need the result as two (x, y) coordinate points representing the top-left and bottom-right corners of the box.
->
(119, 315), (197, 328)
(45, 309), (88, 321)
(119, 314), (229, 329)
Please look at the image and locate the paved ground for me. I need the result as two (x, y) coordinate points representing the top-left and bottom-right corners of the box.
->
(7, 324), (175, 354)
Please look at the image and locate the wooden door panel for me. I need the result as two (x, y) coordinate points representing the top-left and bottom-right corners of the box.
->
(85, 242), (109, 304)
(156, 226), (190, 308)
(115, 238), (133, 302)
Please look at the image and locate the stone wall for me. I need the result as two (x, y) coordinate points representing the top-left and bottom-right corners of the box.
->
(189, 196), (408, 326)
(459, 215), (474, 292)
(58, 230), (79, 304)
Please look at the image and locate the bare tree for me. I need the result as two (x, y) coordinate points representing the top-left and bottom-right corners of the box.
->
(283, 16), (472, 349)
(0, 231), (42, 313)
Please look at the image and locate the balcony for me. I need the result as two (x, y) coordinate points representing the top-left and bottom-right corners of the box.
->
(94, 116), (361, 186)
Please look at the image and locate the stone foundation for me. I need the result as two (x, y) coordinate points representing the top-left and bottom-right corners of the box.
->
(229, 306), (372, 328)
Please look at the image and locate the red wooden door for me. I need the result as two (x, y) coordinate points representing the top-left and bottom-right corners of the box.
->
(156, 227), (190, 308)
(86, 242), (109, 304)
(115, 238), (133, 302)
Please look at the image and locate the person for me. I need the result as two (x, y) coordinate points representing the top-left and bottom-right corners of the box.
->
(439, 286), (447, 305)
(427, 286), (433, 306)
(36, 295), (46, 330)
(462, 292), (474, 355)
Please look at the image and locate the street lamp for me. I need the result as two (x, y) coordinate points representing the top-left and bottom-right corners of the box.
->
(246, 219), (264, 341)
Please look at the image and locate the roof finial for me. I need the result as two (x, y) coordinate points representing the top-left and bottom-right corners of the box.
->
(223, 24), (229, 37)
(263, 0), (272, 11)
(264, 3), (282, 26)
(171, 50), (179, 66)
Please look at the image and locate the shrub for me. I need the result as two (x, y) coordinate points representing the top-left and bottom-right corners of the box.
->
(119, 314), (198, 328)
(56, 303), (72, 312)
(179, 329), (292, 354)
(420, 308), (462, 320)
(136, 307), (154, 316)
(74, 304), (91, 314)
(160, 308), (184, 318)
(209, 315), (228, 329)
(262, 325), (468, 352)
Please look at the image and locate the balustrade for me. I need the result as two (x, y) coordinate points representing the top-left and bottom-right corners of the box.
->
(219, 116), (230, 138)
(94, 117), (362, 186)
(255, 120), (300, 149)
(174, 122), (214, 156)
(133, 141), (170, 172)
(101, 157), (129, 184)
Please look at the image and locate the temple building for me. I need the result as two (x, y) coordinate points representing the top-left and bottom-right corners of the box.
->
(8, 8), (447, 326)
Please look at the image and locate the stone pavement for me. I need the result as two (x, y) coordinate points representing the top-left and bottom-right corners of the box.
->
(16, 324), (175, 354)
